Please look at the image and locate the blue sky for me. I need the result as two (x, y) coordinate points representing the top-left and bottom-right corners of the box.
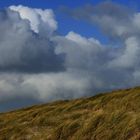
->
(0, 0), (139, 44)
(0, 0), (137, 9)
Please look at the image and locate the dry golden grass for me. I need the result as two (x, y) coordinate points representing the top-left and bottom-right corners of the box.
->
(1, 87), (140, 140)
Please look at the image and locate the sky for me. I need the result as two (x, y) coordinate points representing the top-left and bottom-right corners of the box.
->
(1, 0), (140, 111)
(0, 0), (138, 43)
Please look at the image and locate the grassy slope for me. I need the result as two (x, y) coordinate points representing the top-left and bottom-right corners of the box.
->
(1, 87), (140, 140)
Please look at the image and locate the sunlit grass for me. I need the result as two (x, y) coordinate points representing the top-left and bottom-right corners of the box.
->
(0, 87), (140, 139)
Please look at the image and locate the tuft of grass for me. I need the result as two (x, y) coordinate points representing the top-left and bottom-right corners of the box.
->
(1, 87), (140, 139)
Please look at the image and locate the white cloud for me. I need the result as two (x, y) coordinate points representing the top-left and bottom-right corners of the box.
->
(108, 37), (140, 68)
(1, 3), (140, 110)
(66, 31), (101, 46)
(10, 5), (57, 35)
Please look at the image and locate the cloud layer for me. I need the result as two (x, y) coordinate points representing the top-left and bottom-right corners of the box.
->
(1, 3), (140, 111)
(0, 8), (65, 73)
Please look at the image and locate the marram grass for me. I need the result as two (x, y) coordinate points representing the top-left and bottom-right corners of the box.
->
(1, 87), (140, 140)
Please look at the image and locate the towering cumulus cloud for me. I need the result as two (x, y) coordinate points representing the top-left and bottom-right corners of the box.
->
(0, 6), (64, 73)
(1, 2), (140, 111)
(10, 5), (57, 34)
